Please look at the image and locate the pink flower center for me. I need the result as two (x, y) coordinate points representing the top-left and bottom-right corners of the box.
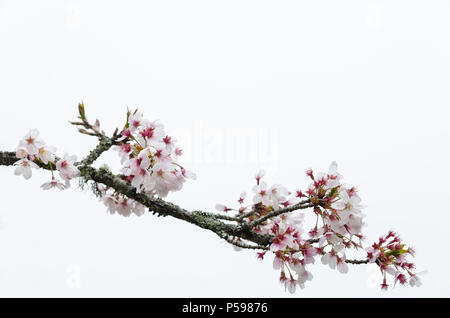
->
(140, 127), (154, 139)
(163, 136), (172, 144)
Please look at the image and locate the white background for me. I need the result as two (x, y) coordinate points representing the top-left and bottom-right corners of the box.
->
(0, 0), (449, 297)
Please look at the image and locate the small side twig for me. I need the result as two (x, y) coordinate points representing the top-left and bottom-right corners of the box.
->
(70, 102), (127, 146)
(247, 200), (314, 228)
(345, 258), (370, 265)
(218, 232), (268, 250)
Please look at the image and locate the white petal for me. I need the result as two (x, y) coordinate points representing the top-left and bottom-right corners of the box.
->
(321, 253), (330, 265)
(23, 168), (32, 180)
(329, 161), (338, 174)
(337, 262), (348, 274)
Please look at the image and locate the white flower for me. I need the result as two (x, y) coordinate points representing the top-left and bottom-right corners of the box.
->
(238, 192), (247, 204)
(297, 269), (313, 285)
(268, 184), (289, 207)
(153, 146), (172, 163)
(303, 247), (317, 265)
(162, 135), (177, 152)
(136, 148), (152, 169)
(128, 111), (145, 132)
(366, 246), (380, 263)
(116, 198), (132, 217)
(114, 143), (132, 164)
(284, 212), (304, 226)
(332, 189), (363, 213)
(255, 169), (266, 184)
(16, 147), (28, 159)
(13, 158), (39, 180)
(347, 213), (363, 234)
(137, 120), (165, 146)
(181, 169), (196, 180)
(215, 204), (231, 212)
(132, 202), (146, 216)
(103, 195), (119, 215)
(319, 232), (342, 247)
(252, 181), (271, 206)
(321, 246), (345, 271)
(19, 129), (44, 155)
(56, 154), (80, 181)
(409, 274), (422, 287)
(336, 255), (348, 274)
(37, 145), (56, 164)
(150, 162), (180, 197)
(321, 253), (337, 269)
(325, 217), (347, 236)
(273, 255), (283, 270)
(285, 278), (297, 294)
(324, 161), (342, 189)
(41, 178), (67, 190)
(131, 168), (148, 193)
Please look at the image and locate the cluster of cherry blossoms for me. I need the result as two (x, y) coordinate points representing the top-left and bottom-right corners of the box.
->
(98, 184), (146, 217)
(215, 162), (420, 293)
(98, 110), (195, 216)
(366, 231), (421, 290)
(14, 129), (80, 190)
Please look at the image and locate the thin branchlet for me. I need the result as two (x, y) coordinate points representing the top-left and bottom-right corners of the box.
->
(217, 231), (269, 250)
(246, 200), (315, 228)
(345, 258), (370, 265)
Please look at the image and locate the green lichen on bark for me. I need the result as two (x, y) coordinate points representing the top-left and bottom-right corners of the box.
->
(77, 137), (113, 167)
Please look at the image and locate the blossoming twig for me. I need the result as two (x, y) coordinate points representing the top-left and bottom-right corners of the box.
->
(0, 103), (422, 293)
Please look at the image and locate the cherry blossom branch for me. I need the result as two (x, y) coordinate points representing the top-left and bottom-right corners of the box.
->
(0, 148), (405, 261)
(0, 104), (422, 293)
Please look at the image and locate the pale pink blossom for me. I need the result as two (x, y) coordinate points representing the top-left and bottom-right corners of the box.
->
(273, 254), (283, 270)
(366, 246), (380, 263)
(215, 204), (231, 212)
(255, 169), (265, 185)
(409, 274), (422, 287)
(19, 129), (43, 155)
(13, 158), (38, 179)
(336, 255), (348, 274)
(252, 182), (271, 206)
(56, 154), (80, 181)
(41, 178), (67, 190)
(37, 145), (56, 164)
(16, 147), (28, 159)
(285, 277), (297, 294)
(128, 111), (145, 132)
